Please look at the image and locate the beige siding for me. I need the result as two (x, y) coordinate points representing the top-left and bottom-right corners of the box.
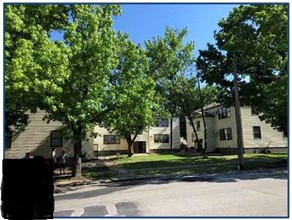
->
(241, 107), (287, 148)
(94, 127), (127, 151)
(5, 109), (97, 159)
(149, 126), (169, 150)
(149, 117), (180, 150)
(8, 115), (182, 156)
(186, 105), (287, 152)
(214, 106), (238, 149)
(204, 117), (217, 152)
(6, 110), (65, 159)
(186, 117), (198, 148)
(93, 117), (180, 152)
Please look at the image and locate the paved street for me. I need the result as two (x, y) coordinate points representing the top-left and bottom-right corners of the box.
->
(54, 169), (288, 217)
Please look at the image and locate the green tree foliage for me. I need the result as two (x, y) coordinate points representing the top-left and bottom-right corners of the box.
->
(174, 75), (217, 154)
(5, 4), (122, 177)
(145, 27), (195, 110)
(104, 33), (156, 157)
(5, 4), (69, 144)
(145, 27), (195, 150)
(47, 4), (121, 176)
(197, 4), (288, 133)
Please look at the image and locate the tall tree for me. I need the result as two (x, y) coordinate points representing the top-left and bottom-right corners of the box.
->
(173, 75), (217, 155)
(104, 34), (156, 157)
(197, 4), (288, 169)
(5, 4), (69, 146)
(46, 4), (121, 177)
(197, 4), (288, 133)
(145, 27), (195, 151)
(5, 4), (122, 177)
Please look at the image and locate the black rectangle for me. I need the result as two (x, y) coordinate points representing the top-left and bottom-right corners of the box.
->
(1, 158), (55, 219)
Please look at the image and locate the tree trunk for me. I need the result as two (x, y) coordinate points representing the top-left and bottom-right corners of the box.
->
(125, 134), (138, 157)
(170, 116), (173, 153)
(127, 140), (133, 157)
(201, 108), (208, 158)
(72, 127), (83, 177)
(72, 140), (82, 177)
(188, 117), (201, 151)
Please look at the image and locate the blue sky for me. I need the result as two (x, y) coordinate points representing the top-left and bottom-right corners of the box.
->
(50, 3), (239, 57)
(113, 4), (239, 57)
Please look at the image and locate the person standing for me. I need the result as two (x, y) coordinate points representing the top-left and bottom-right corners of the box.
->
(58, 149), (68, 175)
(51, 148), (57, 170)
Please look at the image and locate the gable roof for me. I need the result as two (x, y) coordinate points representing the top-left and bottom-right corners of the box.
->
(193, 103), (221, 119)
(194, 102), (221, 113)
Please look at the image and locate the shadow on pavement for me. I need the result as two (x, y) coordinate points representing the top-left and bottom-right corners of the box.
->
(54, 167), (287, 201)
(109, 167), (287, 186)
(54, 184), (134, 201)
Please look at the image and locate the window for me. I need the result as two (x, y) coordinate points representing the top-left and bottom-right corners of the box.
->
(50, 130), (62, 147)
(253, 126), (262, 139)
(155, 118), (169, 127)
(218, 107), (231, 119)
(219, 128), (232, 140)
(103, 135), (120, 144)
(196, 121), (201, 131)
(154, 134), (169, 143)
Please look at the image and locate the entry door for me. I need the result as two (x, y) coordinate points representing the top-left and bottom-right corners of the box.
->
(133, 141), (146, 154)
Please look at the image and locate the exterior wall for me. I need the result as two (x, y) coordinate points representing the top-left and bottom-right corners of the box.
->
(186, 117), (217, 152)
(149, 127), (170, 150)
(149, 117), (180, 151)
(6, 110), (97, 159)
(204, 117), (217, 152)
(214, 106), (238, 149)
(241, 107), (287, 149)
(186, 118), (193, 148)
(93, 117), (180, 154)
(7, 111), (181, 158)
(186, 104), (287, 153)
(187, 106), (238, 152)
(6, 110), (64, 159)
(93, 127), (128, 152)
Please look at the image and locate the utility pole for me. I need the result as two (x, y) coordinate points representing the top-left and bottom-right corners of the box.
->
(197, 77), (207, 157)
(232, 56), (244, 170)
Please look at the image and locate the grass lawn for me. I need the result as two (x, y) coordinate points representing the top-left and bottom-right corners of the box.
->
(113, 152), (287, 175)
(82, 152), (287, 180)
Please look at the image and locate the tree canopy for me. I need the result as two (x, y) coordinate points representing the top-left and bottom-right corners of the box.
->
(174, 75), (218, 154)
(6, 3), (287, 177)
(104, 33), (156, 157)
(145, 27), (196, 150)
(145, 27), (195, 115)
(197, 4), (288, 132)
(5, 4), (122, 176)
(5, 4), (70, 142)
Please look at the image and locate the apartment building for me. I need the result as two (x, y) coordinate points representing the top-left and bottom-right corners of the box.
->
(93, 118), (180, 155)
(186, 103), (287, 153)
(5, 110), (180, 159)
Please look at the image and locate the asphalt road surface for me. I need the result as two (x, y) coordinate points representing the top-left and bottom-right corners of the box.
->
(54, 169), (288, 217)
